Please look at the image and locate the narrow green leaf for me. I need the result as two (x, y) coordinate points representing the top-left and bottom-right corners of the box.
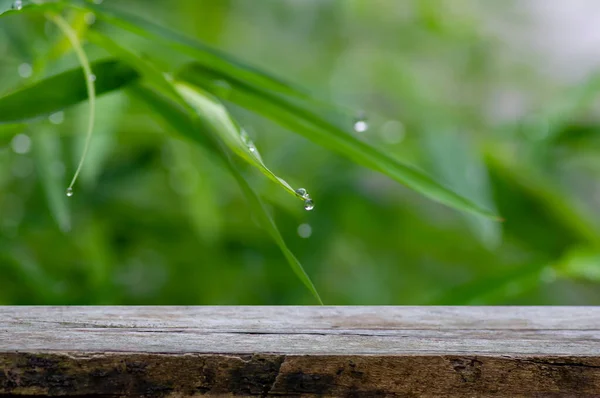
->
(69, 0), (310, 99)
(0, 0), (59, 18)
(179, 64), (501, 220)
(45, 11), (97, 196)
(79, 4), (495, 218)
(85, 30), (179, 99)
(129, 84), (323, 304)
(87, 30), (302, 200)
(174, 82), (300, 198)
(0, 59), (139, 124)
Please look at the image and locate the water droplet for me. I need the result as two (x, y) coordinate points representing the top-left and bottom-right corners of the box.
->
(48, 111), (64, 125)
(295, 188), (308, 198)
(84, 12), (96, 25)
(353, 120), (368, 133)
(11, 133), (31, 154)
(89, 74), (96, 82)
(66, 187), (73, 197)
(297, 223), (312, 238)
(241, 129), (257, 153)
(353, 111), (368, 133)
(304, 199), (314, 211)
(18, 63), (32, 78)
(12, 0), (22, 10)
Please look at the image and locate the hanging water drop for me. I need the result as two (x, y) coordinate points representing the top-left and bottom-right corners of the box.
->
(66, 187), (73, 197)
(304, 199), (314, 211)
(89, 74), (96, 82)
(12, 0), (22, 10)
(295, 188), (308, 198)
(353, 111), (368, 133)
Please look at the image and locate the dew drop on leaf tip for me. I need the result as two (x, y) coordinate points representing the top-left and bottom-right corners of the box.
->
(295, 188), (308, 198)
(295, 188), (314, 211)
(66, 187), (73, 197)
(304, 199), (314, 211)
(12, 0), (22, 10)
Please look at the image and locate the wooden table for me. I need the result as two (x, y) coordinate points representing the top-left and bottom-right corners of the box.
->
(1, 306), (599, 396)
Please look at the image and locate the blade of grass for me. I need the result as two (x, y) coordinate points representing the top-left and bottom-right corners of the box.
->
(46, 11), (95, 194)
(178, 64), (500, 220)
(77, 4), (496, 218)
(174, 82), (300, 198)
(85, 31), (321, 300)
(0, 59), (139, 124)
(87, 29), (306, 200)
(129, 84), (323, 304)
(68, 0), (311, 99)
(0, 0), (59, 18)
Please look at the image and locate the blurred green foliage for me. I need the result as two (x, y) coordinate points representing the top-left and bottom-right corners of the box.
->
(1, 0), (600, 304)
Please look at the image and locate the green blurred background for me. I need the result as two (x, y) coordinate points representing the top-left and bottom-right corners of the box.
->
(1, 0), (600, 304)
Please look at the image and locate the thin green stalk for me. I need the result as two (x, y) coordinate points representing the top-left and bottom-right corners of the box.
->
(46, 12), (95, 195)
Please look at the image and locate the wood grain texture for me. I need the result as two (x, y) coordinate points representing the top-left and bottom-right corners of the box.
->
(1, 306), (600, 397)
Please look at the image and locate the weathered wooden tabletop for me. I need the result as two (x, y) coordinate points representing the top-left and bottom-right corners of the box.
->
(1, 306), (599, 396)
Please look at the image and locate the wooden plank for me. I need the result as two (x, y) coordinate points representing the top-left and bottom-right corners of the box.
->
(1, 306), (600, 396)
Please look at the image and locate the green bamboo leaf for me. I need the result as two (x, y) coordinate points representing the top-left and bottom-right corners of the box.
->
(68, 0), (310, 99)
(0, 59), (139, 124)
(85, 30), (179, 99)
(0, 0), (59, 18)
(87, 29), (303, 201)
(130, 84), (323, 304)
(75, 3), (494, 218)
(174, 82), (300, 198)
(178, 64), (500, 220)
